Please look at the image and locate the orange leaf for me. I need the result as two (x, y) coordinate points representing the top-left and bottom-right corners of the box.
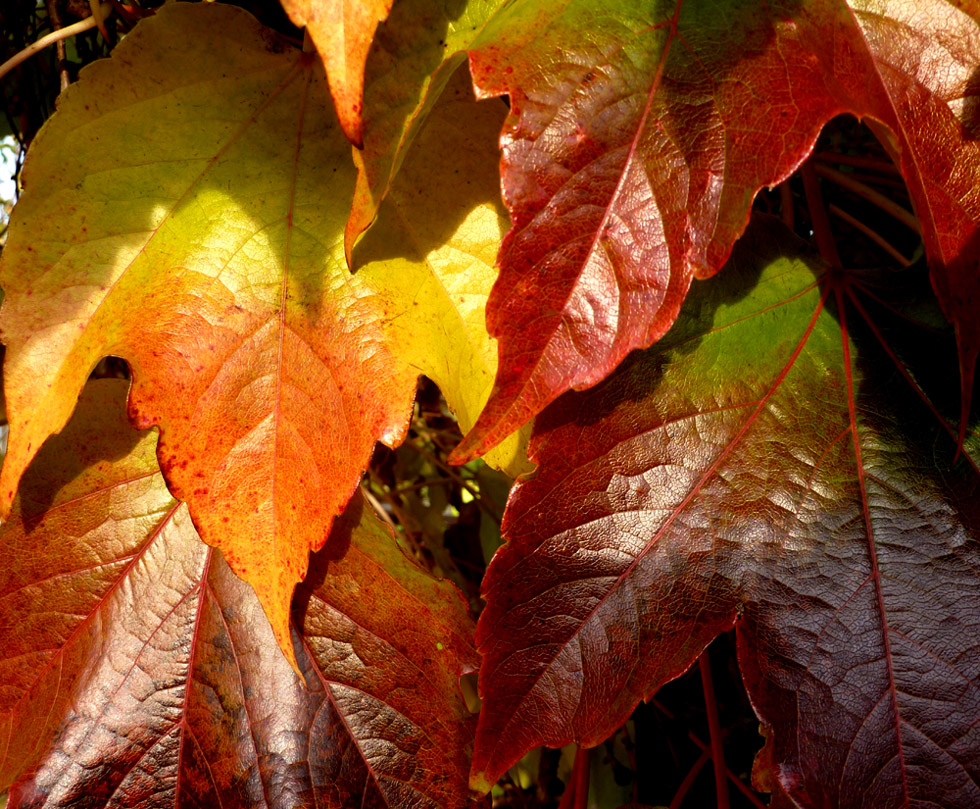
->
(0, 2), (521, 670)
(280, 0), (394, 146)
(0, 4), (410, 670)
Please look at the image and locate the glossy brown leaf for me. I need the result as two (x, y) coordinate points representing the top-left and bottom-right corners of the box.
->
(472, 215), (980, 807)
(0, 380), (478, 809)
(453, 0), (980, 463)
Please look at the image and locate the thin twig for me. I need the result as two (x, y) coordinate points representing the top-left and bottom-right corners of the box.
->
(813, 151), (899, 174)
(700, 652), (730, 809)
(830, 171), (909, 191)
(44, 0), (70, 91)
(0, 4), (113, 85)
(394, 476), (455, 495)
(366, 471), (417, 534)
(360, 482), (398, 532)
(813, 161), (920, 234)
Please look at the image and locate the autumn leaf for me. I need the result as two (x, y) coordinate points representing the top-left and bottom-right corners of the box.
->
(278, 0), (393, 147)
(472, 214), (980, 807)
(0, 378), (478, 809)
(344, 0), (506, 263)
(452, 0), (980, 463)
(357, 66), (532, 476)
(0, 2), (524, 667)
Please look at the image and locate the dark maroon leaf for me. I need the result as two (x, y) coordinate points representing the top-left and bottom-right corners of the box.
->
(472, 215), (980, 807)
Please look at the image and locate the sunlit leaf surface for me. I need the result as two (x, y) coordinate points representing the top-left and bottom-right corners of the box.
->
(0, 2), (524, 662)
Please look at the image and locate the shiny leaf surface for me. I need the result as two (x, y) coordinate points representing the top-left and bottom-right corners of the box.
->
(454, 0), (980, 462)
(0, 380), (478, 809)
(473, 215), (980, 806)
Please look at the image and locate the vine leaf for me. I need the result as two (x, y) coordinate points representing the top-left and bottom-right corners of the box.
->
(344, 0), (506, 264)
(279, 0), (393, 146)
(357, 66), (533, 476)
(0, 2), (522, 668)
(472, 215), (980, 807)
(452, 0), (980, 463)
(0, 379), (478, 809)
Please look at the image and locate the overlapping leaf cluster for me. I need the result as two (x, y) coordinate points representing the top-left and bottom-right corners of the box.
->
(1, 0), (979, 807)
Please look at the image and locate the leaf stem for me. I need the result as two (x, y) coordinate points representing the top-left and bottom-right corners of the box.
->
(828, 203), (911, 267)
(801, 162), (842, 269)
(652, 697), (767, 809)
(574, 746), (590, 809)
(779, 180), (794, 231)
(669, 746), (711, 809)
(558, 746), (591, 809)
(700, 652), (730, 809)
(88, 0), (110, 42)
(813, 162), (920, 234)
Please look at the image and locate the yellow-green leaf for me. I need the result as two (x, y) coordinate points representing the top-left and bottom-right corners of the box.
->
(345, 0), (507, 262)
(359, 66), (532, 476)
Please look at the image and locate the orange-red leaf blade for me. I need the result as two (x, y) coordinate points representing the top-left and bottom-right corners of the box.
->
(280, 0), (394, 146)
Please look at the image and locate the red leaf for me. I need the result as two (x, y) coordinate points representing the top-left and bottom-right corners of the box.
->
(471, 215), (980, 807)
(0, 380), (478, 809)
(453, 0), (980, 462)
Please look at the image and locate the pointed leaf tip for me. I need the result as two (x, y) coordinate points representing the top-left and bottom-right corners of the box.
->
(279, 0), (394, 147)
